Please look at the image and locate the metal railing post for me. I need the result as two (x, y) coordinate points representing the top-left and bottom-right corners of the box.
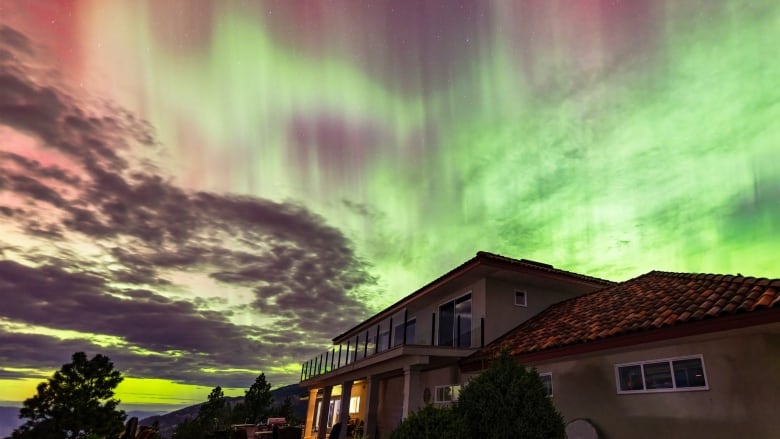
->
(403, 309), (408, 345)
(431, 312), (436, 346)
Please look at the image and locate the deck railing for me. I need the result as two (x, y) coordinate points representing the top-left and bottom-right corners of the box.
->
(300, 315), (484, 382)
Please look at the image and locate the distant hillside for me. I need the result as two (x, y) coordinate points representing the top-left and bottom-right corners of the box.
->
(139, 383), (307, 438)
(1, 384), (306, 439)
(0, 408), (174, 438)
(0, 406), (23, 439)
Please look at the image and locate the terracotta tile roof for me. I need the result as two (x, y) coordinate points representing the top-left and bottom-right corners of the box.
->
(465, 270), (780, 365)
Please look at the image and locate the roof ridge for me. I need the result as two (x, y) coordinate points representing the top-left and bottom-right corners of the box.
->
(476, 251), (615, 286)
(642, 269), (780, 285)
(464, 267), (780, 367)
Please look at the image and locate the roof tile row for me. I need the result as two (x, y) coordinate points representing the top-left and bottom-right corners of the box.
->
(467, 270), (780, 365)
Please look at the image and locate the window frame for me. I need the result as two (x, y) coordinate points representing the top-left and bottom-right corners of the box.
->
(514, 290), (528, 307)
(539, 372), (553, 397)
(615, 354), (709, 394)
(433, 384), (461, 403)
(349, 396), (361, 414)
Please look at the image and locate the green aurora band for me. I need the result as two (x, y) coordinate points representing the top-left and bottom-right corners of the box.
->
(111, 1), (780, 310)
(1, 0), (778, 407)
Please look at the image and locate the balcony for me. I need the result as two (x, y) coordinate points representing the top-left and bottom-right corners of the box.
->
(300, 315), (484, 382)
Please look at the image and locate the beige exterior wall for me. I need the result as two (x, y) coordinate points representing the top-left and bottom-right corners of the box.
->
(419, 365), (461, 405)
(371, 365), (464, 438)
(527, 324), (780, 439)
(483, 277), (593, 343)
(376, 375), (404, 438)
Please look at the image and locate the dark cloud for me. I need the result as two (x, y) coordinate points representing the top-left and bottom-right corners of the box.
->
(0, 26), (374, 389)
(6, 174), (67, 207)
(0, 260), (258, 356)
(0, 328), (321, 389)
(0, 26), (33, 54)
(0, 151), (82, 185)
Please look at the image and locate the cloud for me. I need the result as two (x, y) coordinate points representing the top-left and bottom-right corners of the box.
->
(0, 25), (33, 55)
(0, 26), (374, 389)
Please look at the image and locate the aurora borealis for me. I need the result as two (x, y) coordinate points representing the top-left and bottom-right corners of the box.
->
(1, 0), (779, 411)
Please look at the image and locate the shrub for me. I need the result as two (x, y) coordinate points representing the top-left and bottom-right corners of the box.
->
(389, 404), (463, 439)
(456, 351), (565, 438)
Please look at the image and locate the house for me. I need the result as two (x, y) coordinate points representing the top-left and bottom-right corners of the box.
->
(462, 270), (780, 439)
(298, 251), (613, 439)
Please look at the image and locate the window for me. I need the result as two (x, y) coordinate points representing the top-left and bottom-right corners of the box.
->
(349, 396), (360, 414)
(438, 293), (472, 347)
(312, 399), (341, 431)
(616, 355), (708, 393)
(438, 301), (455, 346)
(434, 385), (461, 403)
(455, 296), (472, 347)
(328, 399), (340, 428)
(515, 290), (528, 307)
(539, 373), (553, 397)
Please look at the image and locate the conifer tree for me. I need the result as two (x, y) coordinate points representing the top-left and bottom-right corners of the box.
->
(11, 352), (126, 439)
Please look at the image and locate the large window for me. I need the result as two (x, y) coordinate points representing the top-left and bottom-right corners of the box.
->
(455, 295), (472, 347)
(438, 301), (455, 346)
(438, 293), (472, 347)
(616, 355), (708, 393)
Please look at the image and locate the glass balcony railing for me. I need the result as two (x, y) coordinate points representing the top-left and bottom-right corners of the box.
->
(300, 314), (484, 382)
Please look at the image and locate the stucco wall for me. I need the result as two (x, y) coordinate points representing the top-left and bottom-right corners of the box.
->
(529, 325), (780, 439)
(419, 365), (461, 405)
(484, 277), (589, 343)
(376, 375), (404, 439)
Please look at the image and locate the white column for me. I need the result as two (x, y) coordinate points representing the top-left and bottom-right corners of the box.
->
(402, 366), (422, 418)
(304, 388), (318, 439)
(363, 375), (380, 439)
(316, 386), (332, 439)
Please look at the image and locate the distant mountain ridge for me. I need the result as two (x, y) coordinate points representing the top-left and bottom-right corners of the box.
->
(139, 383), (307, 438)
(0, 384), (306, 439)
(0, 407), (166, 439)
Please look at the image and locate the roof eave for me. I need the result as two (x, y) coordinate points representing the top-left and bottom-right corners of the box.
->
(332, 252), (613, 343)
(461, 306), (780, 372)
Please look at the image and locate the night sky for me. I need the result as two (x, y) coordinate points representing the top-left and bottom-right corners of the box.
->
(1, 1), (778, 411)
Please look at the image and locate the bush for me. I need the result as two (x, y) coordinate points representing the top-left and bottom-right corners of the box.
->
(457, 351), (565, 438)
(388, 405), (463, 439)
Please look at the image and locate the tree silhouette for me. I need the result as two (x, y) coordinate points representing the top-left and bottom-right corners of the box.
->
(11, 352), (126, 439)
(271, 396), (295, 424)
(171, 417), (201, 439)
(243, 373), (273, 424)
(199, 386), (228, 431)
